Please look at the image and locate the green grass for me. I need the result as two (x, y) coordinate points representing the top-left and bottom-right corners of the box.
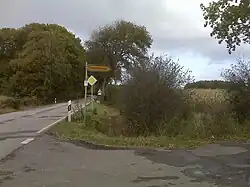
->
(49, 103), (214, 149)
(50, 122), (213, 149)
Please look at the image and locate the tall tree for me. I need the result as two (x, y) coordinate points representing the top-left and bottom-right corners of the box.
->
(85, 20), (153, 82)
(6, 23), (86, 102)
(200, 0), (250, 54)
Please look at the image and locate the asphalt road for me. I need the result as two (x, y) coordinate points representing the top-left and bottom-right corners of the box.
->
(1, 100), (250, 186)
(1, 135), (250, 187)
(0, 100), (87, 161)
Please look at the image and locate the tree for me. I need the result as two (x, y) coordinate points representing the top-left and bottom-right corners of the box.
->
(120, 54), (193, 136)
(85, 20), (153, 82)
(200, 0), (250, 54)
(2, 23), (86, 102)
(0, 28), (27, 93)
(222, 57), (250, 122)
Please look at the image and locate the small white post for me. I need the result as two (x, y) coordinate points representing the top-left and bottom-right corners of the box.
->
(97, 89), (102, 104)
(68, 100), (72, 122)
(54, 98), (57, 104)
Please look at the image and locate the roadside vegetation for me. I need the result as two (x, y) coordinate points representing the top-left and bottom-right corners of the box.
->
(50, 55), (250, 148)
(3, 0), (250, 148)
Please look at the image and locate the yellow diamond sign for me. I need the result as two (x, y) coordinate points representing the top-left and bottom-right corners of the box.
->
(88, 75), (97, 86)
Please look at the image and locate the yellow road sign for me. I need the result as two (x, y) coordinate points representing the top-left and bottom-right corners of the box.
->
(88, 75), (97, 86)
(87, 65), (111, 72)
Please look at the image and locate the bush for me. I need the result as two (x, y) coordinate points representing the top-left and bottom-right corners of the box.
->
(1, 98), (21, 109)
(21, 96), (41, 106)
(222, 57), (250, 123)
(120, 54), (193, 136)
(102, 84), (121, 107)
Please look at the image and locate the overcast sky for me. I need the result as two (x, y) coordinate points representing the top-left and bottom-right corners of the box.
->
(1, 0), (249, 80)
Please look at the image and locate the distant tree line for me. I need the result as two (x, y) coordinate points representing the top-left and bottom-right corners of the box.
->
(184, 80), (231, 90)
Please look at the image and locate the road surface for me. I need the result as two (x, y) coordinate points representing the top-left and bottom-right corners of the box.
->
(1, 100), (250, 186)
(0, 135), (250, 187)
(0, 100), (87, 161)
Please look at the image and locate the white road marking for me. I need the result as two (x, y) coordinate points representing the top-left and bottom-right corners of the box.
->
(36, 102), (91, 134)
(19, 101), (91, 146)
(21, 138), (35, 145)
(36, 116), (67, 134)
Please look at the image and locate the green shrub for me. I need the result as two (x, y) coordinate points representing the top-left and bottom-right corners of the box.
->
(120, 55), (193, 136)
(183, 112), (238, 139)
(1, 98), (21, 109)
(102, 85), (122, 107)
(222, 57), (250, 123)
(21, 96), (41, 106)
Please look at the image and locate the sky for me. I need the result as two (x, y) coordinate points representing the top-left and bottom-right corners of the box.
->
(0, 0), (249, 81)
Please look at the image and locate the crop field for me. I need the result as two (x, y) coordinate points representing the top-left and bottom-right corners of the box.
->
(192, 88), (226, 102)
(194, 89), (226, 100)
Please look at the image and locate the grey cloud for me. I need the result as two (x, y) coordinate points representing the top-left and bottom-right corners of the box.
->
(153, 34), (250, 64)
(0, 0), (166, 36)
(0, 0), (249, 64)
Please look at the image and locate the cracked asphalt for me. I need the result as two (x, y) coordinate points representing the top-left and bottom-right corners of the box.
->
(1, 134), (250, 187)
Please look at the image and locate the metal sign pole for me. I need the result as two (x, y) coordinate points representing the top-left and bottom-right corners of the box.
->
(91, 85), (94, 110)
(84, 61), (88, 125)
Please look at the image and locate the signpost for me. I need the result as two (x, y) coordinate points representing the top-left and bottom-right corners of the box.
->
(87, 65), (111, 72)
(83, 63), (111, 124)
(88, 75), (97, 110)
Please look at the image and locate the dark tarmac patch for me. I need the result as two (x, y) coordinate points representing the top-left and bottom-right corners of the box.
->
(135, 143), (250, 187)
(21, 115), (32, 118)
(22, 165), (36, 173)
(0, 146), (24, 162)
(135, 149), (200, 167)
(39, 115), (62, 118)
(38, 115), (63, 120)
(132, 176), (180, 183)
(68, 139), (133, 150)
(0, 130), (38, 140)
(0, 119), (14, 124)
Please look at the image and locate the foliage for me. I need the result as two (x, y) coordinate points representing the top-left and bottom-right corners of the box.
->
(85, 20), (153, 82)
(120, 54), (193, 136)
(200, 0), (250, 54)
(50, 103), (213, 148)
(0, 23), (86, 103)
(185, 80), (231, 89)
(222, 57), (250, 122)
(187, 89), (238, 138)
(2, 20), (250, 145)
(101, 84), (122, 107)
(50, 102), (250, 148)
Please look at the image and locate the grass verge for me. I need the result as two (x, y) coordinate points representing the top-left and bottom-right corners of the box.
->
(49, 103), (220, 149)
